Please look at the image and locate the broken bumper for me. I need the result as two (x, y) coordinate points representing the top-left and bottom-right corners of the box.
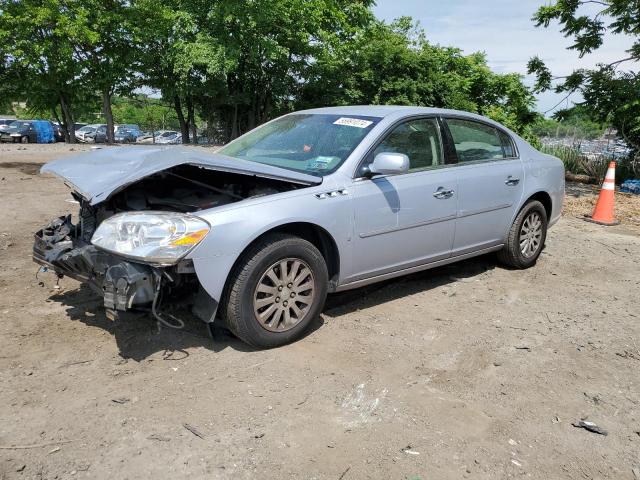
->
(33, 215), (156, 312)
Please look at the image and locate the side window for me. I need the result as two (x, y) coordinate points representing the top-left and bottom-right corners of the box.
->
(373, 118), (444, 172)
(497, 130), (516, 158)
(446, 118), (507, 162)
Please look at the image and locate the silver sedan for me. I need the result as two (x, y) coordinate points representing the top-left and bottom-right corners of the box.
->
(34, 106), (564, 347)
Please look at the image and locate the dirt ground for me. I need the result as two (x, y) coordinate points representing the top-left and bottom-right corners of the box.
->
(1, 144), (639, 480)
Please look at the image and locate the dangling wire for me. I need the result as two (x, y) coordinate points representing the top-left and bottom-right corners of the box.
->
(151, 273), (185, 330)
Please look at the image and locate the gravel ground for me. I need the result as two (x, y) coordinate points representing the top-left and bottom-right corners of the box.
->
(1, 144), (639, 480)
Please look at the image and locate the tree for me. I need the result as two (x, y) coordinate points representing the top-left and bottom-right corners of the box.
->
(528, 0), (640, 148)
(0, 0), (89, 141)
(300, 18), (539, 142)
(66, 0), (140, 143)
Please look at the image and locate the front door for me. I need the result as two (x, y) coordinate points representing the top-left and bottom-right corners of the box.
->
(347, 117), (457, 282)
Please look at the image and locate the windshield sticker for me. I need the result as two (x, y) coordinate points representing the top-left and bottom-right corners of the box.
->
(307, 156), (339, 170)
(333, 117), (373, 129)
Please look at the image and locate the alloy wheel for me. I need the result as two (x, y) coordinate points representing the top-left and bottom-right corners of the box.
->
(253, 258), (315, 332)
(519, 211), (542, 258)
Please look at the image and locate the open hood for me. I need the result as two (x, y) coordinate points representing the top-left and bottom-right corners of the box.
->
(41, 146), (322, 205)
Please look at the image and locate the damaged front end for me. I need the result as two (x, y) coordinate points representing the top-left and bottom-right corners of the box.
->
(33, 214), (199, 324)
(33, 147), (318, 325)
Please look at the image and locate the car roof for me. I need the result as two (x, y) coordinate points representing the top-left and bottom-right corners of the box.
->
(294, 105), (496, 121)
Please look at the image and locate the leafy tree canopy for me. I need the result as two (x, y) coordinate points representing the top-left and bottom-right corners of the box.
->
(528, 0), (640, 147)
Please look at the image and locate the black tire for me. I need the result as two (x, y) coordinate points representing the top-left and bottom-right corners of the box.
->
(21, 136), (29, 144)
(497, 200), (548, 269)
(221, 233), (328, 348)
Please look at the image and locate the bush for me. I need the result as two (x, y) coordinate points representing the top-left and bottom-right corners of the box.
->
(542, 145), (638, 184)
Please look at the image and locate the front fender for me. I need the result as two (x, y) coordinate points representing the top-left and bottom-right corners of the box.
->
(186, 189), (352, 314)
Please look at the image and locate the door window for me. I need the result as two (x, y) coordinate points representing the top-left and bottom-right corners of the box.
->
(446, 118), (515, 162)
(373, 118), (444, 172)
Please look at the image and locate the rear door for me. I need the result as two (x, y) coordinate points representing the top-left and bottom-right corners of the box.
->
(347, 117), (457, 281)
(443, 117), (524, 255)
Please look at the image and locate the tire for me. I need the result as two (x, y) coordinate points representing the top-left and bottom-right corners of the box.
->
(222, 233), (329, 348)
(21, 136), (29, 144)
(497, 200), (548, 269)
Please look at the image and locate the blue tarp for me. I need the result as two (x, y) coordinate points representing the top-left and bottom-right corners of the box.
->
(620, 179), (640, 195)
(32, 120), (55, 143)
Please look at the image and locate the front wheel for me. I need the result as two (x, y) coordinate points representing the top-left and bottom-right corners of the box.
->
(497, 200), (548, 269)
(222, 234), (328, 348)
(21, 136), (29, 144)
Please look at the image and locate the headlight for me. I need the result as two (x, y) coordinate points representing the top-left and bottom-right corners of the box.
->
(91, 212), (210, 265)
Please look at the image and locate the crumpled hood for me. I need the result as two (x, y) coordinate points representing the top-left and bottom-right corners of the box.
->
(41, 146), (322, 205)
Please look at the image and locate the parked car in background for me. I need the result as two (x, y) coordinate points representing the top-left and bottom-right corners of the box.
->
(0, 118), (15, 132)
(1, 120), (36, 143)
(90, 124), (141, 143)
(156, 132), (182, 144)
(114, 128), (139, 143)
(35, 106), (564, 348)
(1, 120), (55, 143)
(137, 130), (179, 144)
(52, 123), (65, 142)
(76, 124), (104, 143)
(116, 124), (141, 140)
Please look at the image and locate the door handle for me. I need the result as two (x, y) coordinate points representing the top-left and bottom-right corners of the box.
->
(505, 176), (520, 186)
(433, 188), (455, 199)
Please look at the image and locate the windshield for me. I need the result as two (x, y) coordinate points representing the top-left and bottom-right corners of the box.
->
(219, 114), (380, 176)
(78, 126), (95, 133)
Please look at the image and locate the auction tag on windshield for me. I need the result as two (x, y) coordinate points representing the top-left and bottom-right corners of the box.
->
(333, 117), (373, 129)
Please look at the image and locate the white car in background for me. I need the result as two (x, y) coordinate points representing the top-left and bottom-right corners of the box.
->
(137, 130), (179, 144)
(156, 132), (182, 144)
(76, 124), (104, 143)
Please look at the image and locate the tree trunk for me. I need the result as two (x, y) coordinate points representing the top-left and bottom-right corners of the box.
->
(187, 96), (197, 143)
(51, 105), (67, 142)
(174, 95), (190, 143)
(102, 90), (115, 144)
(59, 94), (76, 144)
(230, 103), (239, 141)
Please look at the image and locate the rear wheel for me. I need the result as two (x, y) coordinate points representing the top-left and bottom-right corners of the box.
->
(497, 200), (548, 269)
(222, 234), (328, 348)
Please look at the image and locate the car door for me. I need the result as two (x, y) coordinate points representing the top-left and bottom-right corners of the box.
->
(347, 117), (457, 282)
(443, 117), (524, 255)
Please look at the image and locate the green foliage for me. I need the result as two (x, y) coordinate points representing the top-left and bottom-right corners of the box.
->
(542, 143), (637, 182)
(529, 0), (640, 149)
(300, 18), (538, 140)
(1, 1), (540, 144)
(109, 95), (197, 131)
(533, 106), (606, 139)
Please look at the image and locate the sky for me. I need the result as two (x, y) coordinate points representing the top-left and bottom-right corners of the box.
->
(373, 0), (635, 114)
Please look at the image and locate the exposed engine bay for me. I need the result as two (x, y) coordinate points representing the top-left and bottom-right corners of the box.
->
(74, 164), (301, 242)
(33, 164), (307, 325)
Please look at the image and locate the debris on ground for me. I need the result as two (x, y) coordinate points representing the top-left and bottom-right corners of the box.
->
(183, 423), (205, 439)
(616, 350), (640, 361)
(572, 419), (608, 436)
(401, 445), (420, 455)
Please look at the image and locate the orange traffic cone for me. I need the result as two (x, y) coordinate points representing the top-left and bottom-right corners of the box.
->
(586, 161), (619, 226)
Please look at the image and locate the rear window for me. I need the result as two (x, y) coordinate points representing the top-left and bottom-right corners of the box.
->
(446, 118), (516, 162)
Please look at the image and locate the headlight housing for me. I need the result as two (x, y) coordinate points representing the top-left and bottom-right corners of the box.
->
(91, 212), (210, 265)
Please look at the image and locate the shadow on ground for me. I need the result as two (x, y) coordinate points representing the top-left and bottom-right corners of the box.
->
(48, 254), (497, 360)
(324, 254), (496, 316)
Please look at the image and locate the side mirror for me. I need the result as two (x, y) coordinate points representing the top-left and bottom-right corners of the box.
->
(369, 152), (410, 176)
